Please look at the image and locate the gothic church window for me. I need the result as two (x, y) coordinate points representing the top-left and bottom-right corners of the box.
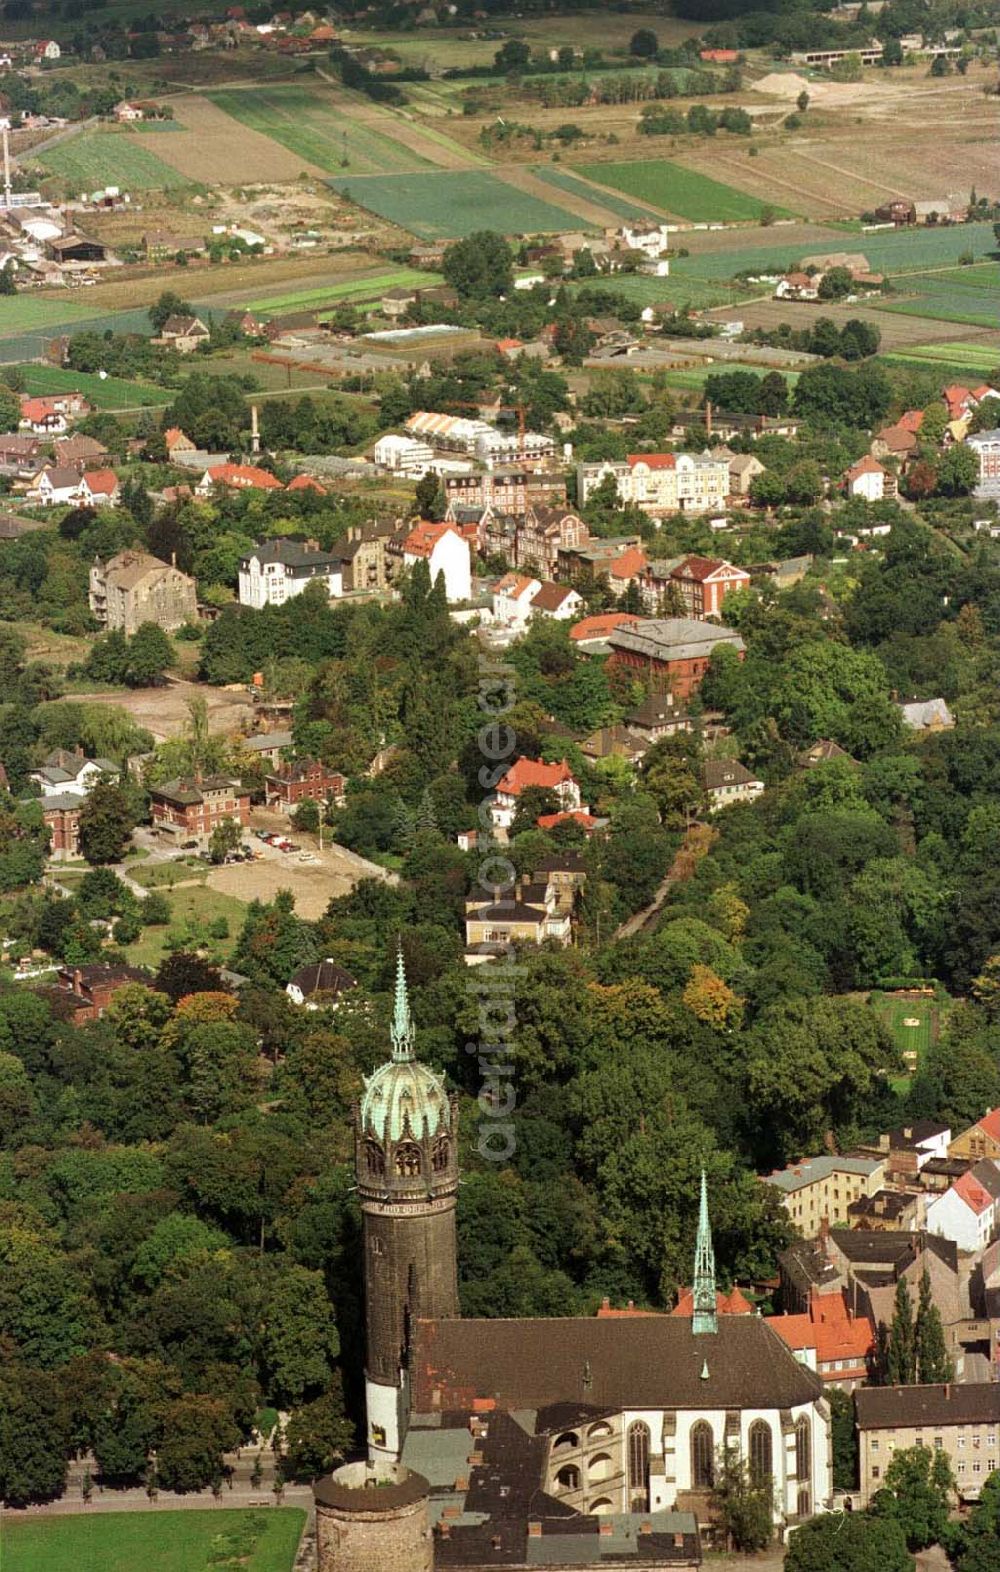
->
(749, 1420), (773, 1488)
(365, 1141), (385, 1177)
(691, 1420), (714, 1488)
(628, 1421), (650, 1511)
(432, 1136), (450, 1173)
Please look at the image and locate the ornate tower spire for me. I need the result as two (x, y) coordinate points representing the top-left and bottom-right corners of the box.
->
(390, 942), (414, 1062)
(692, 1168), (718, 1336)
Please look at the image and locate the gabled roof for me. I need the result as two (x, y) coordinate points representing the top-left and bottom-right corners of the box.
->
(857, 1383), (1000, 1431)
(975, 1109), (1000, 1143)
(403, 520), (461, 557)
(531, 581), (578, 614)
(37, 466), (80, 490)
(897, 409), (925, 434)
(608, 546), (647, 580)
(673, 554), (742, 583)
(704, 758), (761, 791)
(672, 1285), (754, 1317)
(496, 758), (574, 797)
(286, 473), (327, 494)
(845, 455), (886, 480)
(627, 452), (675, 470)
(570, 612), (644, 643)
(82, 468), (118, 494)
(287, 959), (356, 997)
(766, 1290), (873, 1366)
(493, 572), (538, 598)
(205, 464), (283, 490)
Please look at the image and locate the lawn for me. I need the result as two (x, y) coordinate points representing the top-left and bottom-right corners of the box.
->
(572, 159), (794, 224)
(327, 169), (586, 240)
(17, 364), (174, 409)
(207, 84), (435, 176)
(243, 268), (440, 315)
(124, 882), (247, 969)
(34, 129), (189, 191)
(2, 1508), (306, 1572)
(870, 990), (949, 1090)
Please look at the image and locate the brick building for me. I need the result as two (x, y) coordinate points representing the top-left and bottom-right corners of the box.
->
(41, 794), (82, 858)
(56, 963), (156, 1022)
(265, 759), (346, 811)
(607, 619), (745, 700)
(150, 776), (250, 846)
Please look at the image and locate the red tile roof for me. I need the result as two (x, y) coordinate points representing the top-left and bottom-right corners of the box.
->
(286, 473), (327, 494)
(609, 546), (648, 580)
(954, 1168), (995, 1216)
(531, 581), (577, 614)
(569, 612), (644, 642)
(673, 554), (731, 583)
(897, 409), (925, 434)
(977, 1109), (1000, 1143)
(536, 810), (601, 832)
(497, 758), (575, 797)
(766, 1291), (873, 1369)
(845, 455), (886, 480)
(206, 463), (283, 490)
(627, 452), (676, 470)
(672, 1286), (754, 1317)
(403, 520), (460, 557)
(82, 468), (118, 494)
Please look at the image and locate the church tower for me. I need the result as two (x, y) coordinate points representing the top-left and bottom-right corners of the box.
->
(356, 948), (459, 1460)
(691, 1169), (718, 1336)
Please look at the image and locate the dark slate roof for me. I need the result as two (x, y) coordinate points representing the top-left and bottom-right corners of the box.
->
(288, 960), (356, 997)
(152, 774), (240, 805)
(856, 1383), (1000, 1430)
(412, 1315), (821, 1413)
(241, 537), (345, 572)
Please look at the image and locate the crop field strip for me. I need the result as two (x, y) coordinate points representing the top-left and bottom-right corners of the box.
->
(242, 268), (441, 315)
(326, 169), (588, 239)
(571, 159), (795, 224)
(668, 222), (1000, 283)
(530, 166), (677, 224)
(17, 365), (174, 409)
(204, 81), (484, 175)
(33, 128), (189, 190)
(132, 93), (327, 183)
(872, 264), (1000, 331)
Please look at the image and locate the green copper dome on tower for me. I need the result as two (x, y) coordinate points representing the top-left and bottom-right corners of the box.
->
(359, 947), (452, 1143)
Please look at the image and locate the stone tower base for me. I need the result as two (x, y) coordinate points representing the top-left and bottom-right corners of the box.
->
(314, 1460), (432, 1572)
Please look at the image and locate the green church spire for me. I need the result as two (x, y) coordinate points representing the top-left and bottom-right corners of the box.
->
(390, 942), (415, 1062)
(692, 1168), (718, 1336)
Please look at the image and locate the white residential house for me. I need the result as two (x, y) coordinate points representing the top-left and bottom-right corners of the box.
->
(704, 758), (765, 812)
(238, 538), (344, 609)
(926, 1162), (1000, 1252)
(400, 521), (471, 603)
(30, 749), (118, 799)
(492, 573), (541, 630)
(490, 757), (583, 838)
(36, 39), (61, 60)
(619, 223), (671, 260)
(530, 581), (584, 621)
(844, 455), (894, 502)
(77, 469), (120, 509)
(28, 465), (81, 506)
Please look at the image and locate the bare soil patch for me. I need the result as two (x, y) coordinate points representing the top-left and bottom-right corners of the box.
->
(138, 94), (325, 183)
(71, 678), (254, 743)
(496, 164), (630, 229)
(703, 297), (973, 351)
(206, 843), (386, 918)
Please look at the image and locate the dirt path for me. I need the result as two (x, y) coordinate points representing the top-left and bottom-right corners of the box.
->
(615, 822), (716, 940)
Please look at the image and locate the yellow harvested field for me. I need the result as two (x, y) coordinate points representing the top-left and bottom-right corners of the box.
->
(135, 94), (326, 182)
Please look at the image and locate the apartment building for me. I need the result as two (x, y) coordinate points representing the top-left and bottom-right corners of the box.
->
(857, 1384), (1000, 1505)
(763, 1155), (886, 1231)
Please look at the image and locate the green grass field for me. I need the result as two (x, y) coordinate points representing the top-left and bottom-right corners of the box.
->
(124, 882), (247, 969)
(573, 159), (794, 224)
(530, 165), (669, 223)
(873, 263), (1000, 331)
(34, 129), (189, 191)
(2, 1508), (305, 1572)
(244, 268), (440, 315)
(668, 223), (1000, 285)
(0, 297), (102, 337)
(880, 340), (1000, 377)
(327, 169), (587, 239)
(870, 990), (949, 1089)
(207, 84), (438, 175)
(17, 364), (174, 409)
(567, 270), (750, 311)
